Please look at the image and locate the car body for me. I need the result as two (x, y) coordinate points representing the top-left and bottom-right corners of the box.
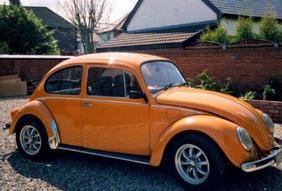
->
(4, 53), (281, 190)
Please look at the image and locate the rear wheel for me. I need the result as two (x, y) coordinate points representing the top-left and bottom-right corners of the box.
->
(16, 118), (50, 160)
(167, 134), (227, 190)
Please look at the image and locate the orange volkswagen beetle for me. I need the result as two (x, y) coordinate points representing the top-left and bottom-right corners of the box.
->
(4, 53), (281, 190)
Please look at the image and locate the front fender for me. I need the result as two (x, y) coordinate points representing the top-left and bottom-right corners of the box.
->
(9, 100), (60, 149)
(150, 115), (252, 167)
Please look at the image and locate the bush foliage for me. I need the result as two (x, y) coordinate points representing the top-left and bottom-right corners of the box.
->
(235, 17), (255, 41)
(200, 9), (282, 43)
(240, 91), (256, 100)
(259, 12), (281, 42)
(220, 78), (239, 96)
(0, 5), (59, 54)
(187, 70), (281, 101)
(196, 70), (217, 90)
(263, 85), (276, 100)
(200, 26), (230, 44)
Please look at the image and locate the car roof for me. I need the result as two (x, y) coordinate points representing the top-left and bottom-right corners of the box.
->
(54, 52), (169, 70)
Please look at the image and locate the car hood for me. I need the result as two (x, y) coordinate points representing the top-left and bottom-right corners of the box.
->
(156, 87), (274, 152)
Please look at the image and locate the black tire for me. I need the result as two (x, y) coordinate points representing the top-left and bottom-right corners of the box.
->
(16, 117), (50, 160)
(166, 134), (228, 191)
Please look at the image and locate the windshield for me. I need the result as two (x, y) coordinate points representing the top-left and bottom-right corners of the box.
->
(141, 61), (186, 93)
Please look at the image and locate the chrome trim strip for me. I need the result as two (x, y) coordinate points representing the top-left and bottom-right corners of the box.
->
(241, 148), (282, 172)
(58, 146), (150, 165)
(48, 119), (60, 150)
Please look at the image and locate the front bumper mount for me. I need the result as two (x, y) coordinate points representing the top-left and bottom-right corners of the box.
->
(241, 147), (282, 172)
(2, 122), (11, 131)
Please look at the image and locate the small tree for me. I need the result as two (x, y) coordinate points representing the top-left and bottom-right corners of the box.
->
(235, 17), (255, 41)
(200, 25), (230, 44)
(259, 6), (281, 42)
(0, 5), (59, 54)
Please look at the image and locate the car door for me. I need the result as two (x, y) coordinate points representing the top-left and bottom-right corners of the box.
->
(41, 66), (83, 146)
(81, 65), (150, 156)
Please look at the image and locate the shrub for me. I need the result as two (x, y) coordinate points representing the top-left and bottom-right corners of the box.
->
(200, 25), (230, 44)
(258, 9), (282, 42)
(220, 78), (239, 96)
(263, 85), (276, 100)
(196, 70), (217, 90)
(235, 17), (255, 41)
(186, 77), (195, 87)
(0, 42), (9, 53)
(240, 91), (256, 100)
(0, 5), (59, 54)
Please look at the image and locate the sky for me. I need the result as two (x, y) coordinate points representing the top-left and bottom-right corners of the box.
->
(0, 0), (138, 22)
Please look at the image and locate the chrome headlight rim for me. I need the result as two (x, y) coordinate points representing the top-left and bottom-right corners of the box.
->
(237, 127), (253, 151)
(263, 113), (274, 133)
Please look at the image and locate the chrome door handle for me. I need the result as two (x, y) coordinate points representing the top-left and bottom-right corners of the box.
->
(81, 101), (94, 108)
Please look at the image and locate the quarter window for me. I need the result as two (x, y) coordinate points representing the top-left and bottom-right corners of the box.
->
(87, 67), (140, 97)
(45, 66), (83, 95)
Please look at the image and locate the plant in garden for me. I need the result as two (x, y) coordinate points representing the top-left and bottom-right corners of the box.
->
(235, 17), (255, 41)
(220, 78), (239, 96)
(186, 78), (194, 87)
(0, 5), (59, 54)
(200, 25), (230, 44)
(258, 7), (282, 42)
(240, 91), (256, 100)
(263, 85), (276, 100)
(0, 42), (9, 54)
(196, 70), (217, 90)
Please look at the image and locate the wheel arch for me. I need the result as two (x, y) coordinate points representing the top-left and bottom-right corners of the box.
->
(10, 100), (60, 149)
(149, 115), (252, 168)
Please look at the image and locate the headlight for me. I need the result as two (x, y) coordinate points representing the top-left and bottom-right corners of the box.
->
(263, 113), (274, 133)
(237, 127), (253, 151)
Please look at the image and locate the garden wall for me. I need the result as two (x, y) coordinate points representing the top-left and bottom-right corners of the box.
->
(247, 100), (282, 123)
(134, 45), (282, 98)
(0, 55), (72, 82)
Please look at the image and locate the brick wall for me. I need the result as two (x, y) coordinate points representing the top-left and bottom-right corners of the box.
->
(0, 56), (71, 82)
(247, 100), (282, 123)
(134, 46), (282, 97)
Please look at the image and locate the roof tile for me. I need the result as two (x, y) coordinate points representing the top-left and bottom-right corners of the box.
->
(98, 31), (199, 49)
(209, 0), (282, 19)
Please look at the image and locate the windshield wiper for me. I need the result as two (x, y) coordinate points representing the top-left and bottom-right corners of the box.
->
(177, 82), (187, 87)
(163, 82), (187, 90)
(163, 83), (179, 90)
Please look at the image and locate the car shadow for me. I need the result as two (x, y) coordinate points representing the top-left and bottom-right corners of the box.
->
(7, 150), (282, 191)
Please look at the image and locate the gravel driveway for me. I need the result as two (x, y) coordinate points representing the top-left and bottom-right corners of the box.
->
(0, 97), (281, 191)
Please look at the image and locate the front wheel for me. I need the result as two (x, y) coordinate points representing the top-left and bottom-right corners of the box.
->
(16, 118), (50, 160)
(168, 134), (227, 190)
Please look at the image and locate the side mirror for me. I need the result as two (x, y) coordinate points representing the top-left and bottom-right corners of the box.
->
(129, 90), (145, 99)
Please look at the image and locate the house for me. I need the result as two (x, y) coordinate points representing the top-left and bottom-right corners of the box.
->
(97, 0), (282, 52)
(25, 6), (77, 55)
(96, 14), (129, 46)
(77, 14), (128, 54)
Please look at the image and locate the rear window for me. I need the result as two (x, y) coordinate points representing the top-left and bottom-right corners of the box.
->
(45, 66), (83, 95)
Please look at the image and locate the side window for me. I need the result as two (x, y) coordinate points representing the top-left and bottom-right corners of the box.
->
(45, 66), (83, 95)
(87, 67), (141, 97)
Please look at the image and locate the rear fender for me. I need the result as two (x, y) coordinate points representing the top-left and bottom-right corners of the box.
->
(150, 115), (252, 167)
(9, 100), (60, 149)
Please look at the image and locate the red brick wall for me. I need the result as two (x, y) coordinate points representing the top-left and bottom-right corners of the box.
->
(247, 100), (282, 123)
(135, 46), (282, 96)
(0, 57), (70, 82)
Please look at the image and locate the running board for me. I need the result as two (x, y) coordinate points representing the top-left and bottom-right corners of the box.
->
(58, 144), (150, 165)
